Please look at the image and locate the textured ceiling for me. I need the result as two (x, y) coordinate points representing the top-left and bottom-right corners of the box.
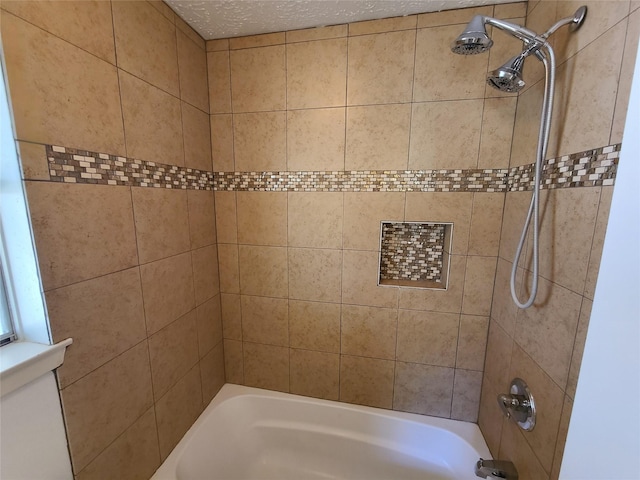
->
(165, 0), (514, 40)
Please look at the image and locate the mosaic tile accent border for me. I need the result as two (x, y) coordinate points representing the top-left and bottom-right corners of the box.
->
(45, 143), (620, 192)
(507, 144), (620, 191)
(380, 222), (445, 283)
(47, 146), (214, 189)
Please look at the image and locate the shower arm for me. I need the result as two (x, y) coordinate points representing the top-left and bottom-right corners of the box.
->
(482, 8), (587, 57)
(482, 17), (547, 47)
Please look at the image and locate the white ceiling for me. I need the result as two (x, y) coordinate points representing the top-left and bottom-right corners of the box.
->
(165, 0), (515, 40)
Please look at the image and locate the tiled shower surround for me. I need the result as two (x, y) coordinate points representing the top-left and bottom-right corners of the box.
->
(1, 1), (638, 480)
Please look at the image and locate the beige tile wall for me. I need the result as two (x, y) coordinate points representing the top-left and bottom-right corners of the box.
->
(1, 2), (223, 479)
(479, 3), (638, 480)
(207, 3), (530, 421)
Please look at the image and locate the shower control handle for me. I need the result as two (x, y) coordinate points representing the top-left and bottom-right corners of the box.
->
(497, 378), (536, 431)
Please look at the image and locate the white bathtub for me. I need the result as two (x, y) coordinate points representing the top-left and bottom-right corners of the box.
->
(152, 384), (491, 480)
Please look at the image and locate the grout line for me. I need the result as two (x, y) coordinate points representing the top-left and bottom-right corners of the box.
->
(109, 1), (129, 161)
(608, 13), (632, 145)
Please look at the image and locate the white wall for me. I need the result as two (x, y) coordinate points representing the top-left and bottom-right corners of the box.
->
(0, 373), (72, 479)
(560, 40), (640, 479)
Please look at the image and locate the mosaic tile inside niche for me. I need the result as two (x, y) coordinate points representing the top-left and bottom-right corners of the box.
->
(380, 222), (445, 283)
(44, 144), (620, 192)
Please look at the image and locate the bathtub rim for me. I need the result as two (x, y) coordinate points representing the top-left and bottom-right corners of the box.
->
(152, 383), (492, 479)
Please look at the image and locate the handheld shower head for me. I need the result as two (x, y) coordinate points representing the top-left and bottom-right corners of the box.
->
(487, 53), (527, 92)
(451, 15), (493, 55)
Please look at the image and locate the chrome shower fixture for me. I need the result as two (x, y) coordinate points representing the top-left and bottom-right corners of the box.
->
(450, 15), (493, 54)
(451, 6), (587, 91)
(487, 52), (527, 93)
(451, 7), (587, 309)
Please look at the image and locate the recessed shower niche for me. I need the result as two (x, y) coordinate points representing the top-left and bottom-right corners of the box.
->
(378, 222), (453, 290)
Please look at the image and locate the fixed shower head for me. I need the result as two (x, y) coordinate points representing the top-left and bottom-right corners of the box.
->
(451, 15), (493, 55)
(487, 53), (526, 92)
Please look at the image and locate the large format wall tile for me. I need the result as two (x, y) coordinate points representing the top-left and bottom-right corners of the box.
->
(187, 190), (216, 249)
(148, 310), (199, 400)
(191, 244), (220, 305)
(515, 276), (582, 388)
(243, 343), (289, 392)
(469, 193), (505, 257)
(346, 104), (411, 170)
(155, 364), (203, 460)
(288, 192), (343, 249)
(2, 12), (125, 154)
(456, 315), (489, 371)
(287, 38), (347, 109)
(61, 341), (154, 473)
(131, 187), (190, 264)
(393, 362), (455, 417)
(528, 187), (600, 294)
(16, 141), (49, 181)
(289, 300), (341, 353)
(25, 182), (138, 290)
(290, 349), (340, 400)
(611, 10), (640, 144)
(236, 192), (287, 246)
(208, 51), (232, 114)
(112, 1), (179, 96)
(230, 45), (286, 112)
(1, 0), (116, 64)
(119, 71), (184, 166)
(75, 407), (160, 480)
(451, 369), (483, 422)
(342, 250), (399, 308)
(238, 245), (288, 298)
(289, 248), (342, 303)
(221, 294), (242, 340)
(553, 0), (630, 64)
(396, 310), (459, 367)
(210, 114), (235, 171)
(347, 30), (416, 105)
(47, 268), (146, 388)
(286, 108), (346, 171)
(200, 342), (226, 404)
(140, 252), (196, 335)
(241, 296), (289, 346)
(340, 355), (395, 408)
(341, 305), (397, 359)
(182, 102), (212, 171)
(217, 244), (240, 294)
(177, 29), (209, 113)
(478, 97), (517, 169)
(214, 192), (238, 244)
(233, 112), (286, 171)
(462, 256), (498, 316)
(409, 100), (483, 170)
(551, 21), (626, 158)
(196, 295), (223, 357)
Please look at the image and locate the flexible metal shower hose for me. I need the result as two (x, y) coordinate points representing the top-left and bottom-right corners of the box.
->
(510, 44), (556, 309)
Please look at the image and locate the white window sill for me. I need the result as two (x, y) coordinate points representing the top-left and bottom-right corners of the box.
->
(0, 339), (72, 397)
